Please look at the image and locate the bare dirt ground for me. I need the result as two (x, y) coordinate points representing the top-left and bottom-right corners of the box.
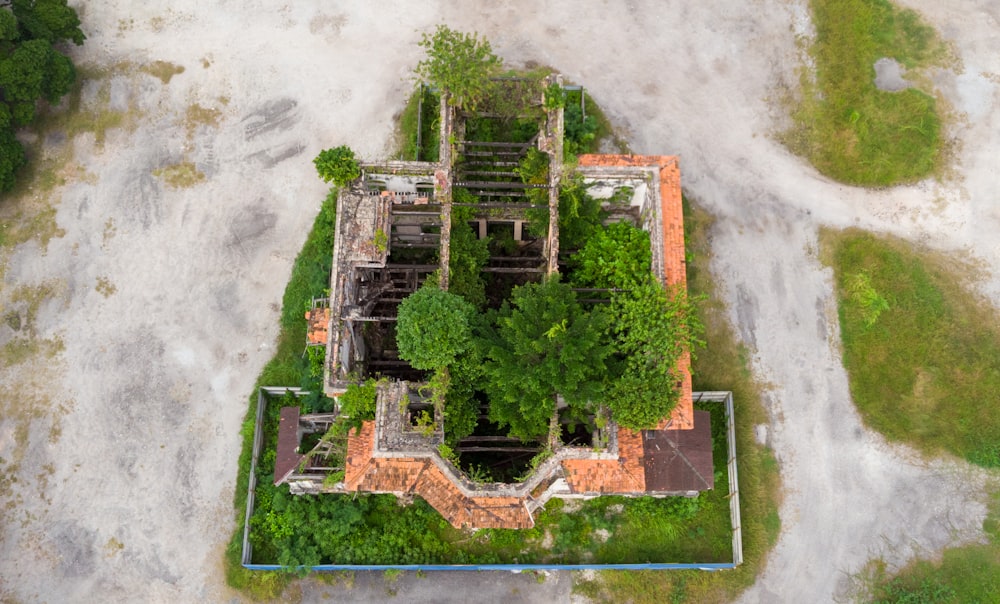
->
(1, 1), (998, 603)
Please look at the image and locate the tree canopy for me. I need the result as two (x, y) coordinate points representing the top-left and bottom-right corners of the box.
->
(415, 25), (501, 110)
(0, 0), (84, 192)
(569, 220), (652, 290)
(482, 276), (609, 441)
(396, 285), (475, 371)
(606, 281), (702, 429)
(312, 145), (360, 187)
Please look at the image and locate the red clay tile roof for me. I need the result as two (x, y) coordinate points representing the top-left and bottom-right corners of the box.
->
(562, 428), (646, 494)
(344, 421), (533, 529)
(274, 407), (304, 485)
(305, 307), (331, 346)
(578, 154), (693, 431)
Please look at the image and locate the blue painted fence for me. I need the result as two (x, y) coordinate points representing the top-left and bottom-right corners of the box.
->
(241, 388), (742, 573)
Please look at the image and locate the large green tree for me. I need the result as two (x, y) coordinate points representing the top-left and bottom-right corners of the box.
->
(0, 0), (84, 192)
(396, 285), (475, 371)
(415, 25), (501, 110)
(606, 282), (703, 429)
(482, 276), (609, 441)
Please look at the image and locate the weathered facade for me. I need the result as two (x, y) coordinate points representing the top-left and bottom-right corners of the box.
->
(277, 77), (714, 529)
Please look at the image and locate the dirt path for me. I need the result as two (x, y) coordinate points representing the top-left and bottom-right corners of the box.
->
(0, 1), (997, 603)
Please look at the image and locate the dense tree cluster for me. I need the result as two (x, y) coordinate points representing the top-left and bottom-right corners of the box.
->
(391, 227), (701, 441)
(1, 0), (84, 192)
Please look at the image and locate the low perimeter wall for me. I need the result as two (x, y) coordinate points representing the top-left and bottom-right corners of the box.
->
(241, 388), (743, 572)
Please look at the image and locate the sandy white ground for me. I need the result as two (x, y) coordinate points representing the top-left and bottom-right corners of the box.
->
(0, 1), (997, 602)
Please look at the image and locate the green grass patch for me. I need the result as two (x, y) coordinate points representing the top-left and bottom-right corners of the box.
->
(783, 0), (951, 186)
(861, 543), (1000, 603)
(573, 197), (783, 603)
(396, 87), (441, 162)
(859, 487), (1000, 602)
(823, 229), (1000, 467)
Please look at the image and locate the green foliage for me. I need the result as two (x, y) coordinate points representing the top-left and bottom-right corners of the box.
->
(869, 577), (955, 604)
(848, 271), (891, 328)
(862, 542), (1000, 604)
(543, 82), (565, 110)
(306, 345), (325, 379)
(442, 336), (483, 444)
(396, 285), (475, 371)
(483, 276), (609, 440)
(607, 283), (703, 430)
(436, 442), (460, 466)
(372, 228), (388, 253)
(0, 10), (16, 42)
(569, 220), (651, 290)
(338, 378), (377, 431)
(827, 229), (1000, 466)
(563, 89), (602, 156)
(415, 25), (501, 110)
(0, 126), (25, 192)
(282, 191), (336, 327)
(557, 177), (604, 252)
(447, 205), (490, 308)
(313, 145), (360, 187)
(784, 0), (948, 185)
(397, 86), (440, 162)
(11, 0), (86, 45)
(0, 0), (82, 191)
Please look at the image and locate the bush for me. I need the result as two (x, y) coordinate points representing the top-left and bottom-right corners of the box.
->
(313, 146), (360, 187)
(396, 286), (475, 371)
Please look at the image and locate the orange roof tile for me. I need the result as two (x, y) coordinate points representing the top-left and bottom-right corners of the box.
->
(562, 428), (645, 494)
(306, 307), (331, 346)
(343, 421), (533, 529)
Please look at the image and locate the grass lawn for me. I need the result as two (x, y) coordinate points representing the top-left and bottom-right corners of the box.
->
(783, 0), (950, 186)
(823, 229), (1000, 468)
(396, 87), (441, 162)
(573, 198), (783, 603)
(860, 490), (1000, 603)
(825, 228), (1000, 603)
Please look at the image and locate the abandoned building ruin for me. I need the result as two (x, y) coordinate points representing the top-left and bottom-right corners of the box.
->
(274, 75), (715, 529)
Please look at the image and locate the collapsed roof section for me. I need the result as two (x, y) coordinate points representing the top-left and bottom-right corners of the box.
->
(324, 75), (564, 395)
(294, 75), (712, 529)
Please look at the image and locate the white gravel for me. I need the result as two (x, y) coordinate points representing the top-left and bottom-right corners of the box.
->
(1, 1), (998, 603)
